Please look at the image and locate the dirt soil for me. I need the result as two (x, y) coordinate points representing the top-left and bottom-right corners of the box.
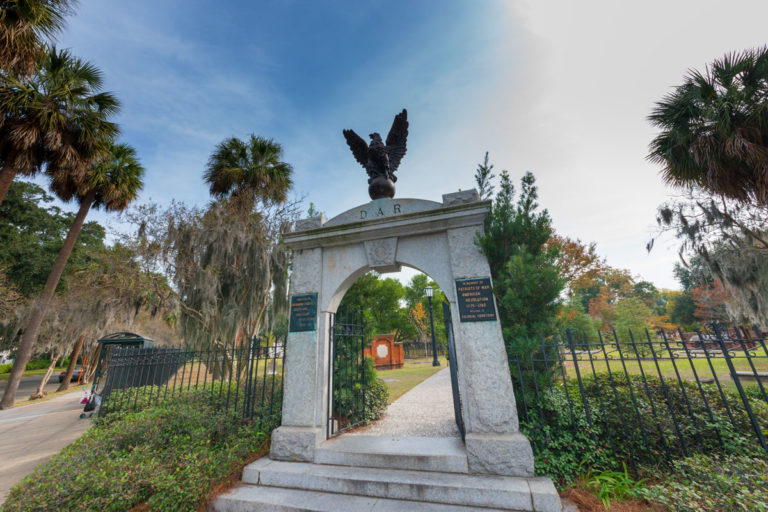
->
(561, 488), (667, 512)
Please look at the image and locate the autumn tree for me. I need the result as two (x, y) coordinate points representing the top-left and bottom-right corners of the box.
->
(408, 302), (428, 348)
(546, 234), (606, 298)
(692, 280), (730, 323)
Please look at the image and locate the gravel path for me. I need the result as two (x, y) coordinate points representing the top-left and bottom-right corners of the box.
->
(353, 367), (459, 437)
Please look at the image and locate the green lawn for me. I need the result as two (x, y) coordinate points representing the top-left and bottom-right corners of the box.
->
(377, 358), (445, 403)
(566, 356), (768, 382)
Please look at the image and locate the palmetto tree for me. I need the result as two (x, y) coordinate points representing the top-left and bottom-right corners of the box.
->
(0, 142), (143, 408)
(648, 47), (768, 206)
(203, 135), (293, 211)
(0, 0), (77, 77)
(0, 47), (118, 206)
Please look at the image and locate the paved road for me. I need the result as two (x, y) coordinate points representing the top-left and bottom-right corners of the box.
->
(0, 391), (93, 502)
(354, 367), (459, 437)
(0, 375), (61, 398)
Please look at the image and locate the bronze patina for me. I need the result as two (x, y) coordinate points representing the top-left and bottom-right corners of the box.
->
(343, 109), (408, 199)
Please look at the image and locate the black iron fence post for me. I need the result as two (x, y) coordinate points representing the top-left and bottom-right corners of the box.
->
(712, 324), (768, 453)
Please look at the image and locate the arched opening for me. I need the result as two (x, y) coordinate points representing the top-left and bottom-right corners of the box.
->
(325, 266), (462, 441)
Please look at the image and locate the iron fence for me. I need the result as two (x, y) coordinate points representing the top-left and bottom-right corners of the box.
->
(402, 343), (445, 360)
(510, 324), (768, 470)
(92, 336), (286, 426)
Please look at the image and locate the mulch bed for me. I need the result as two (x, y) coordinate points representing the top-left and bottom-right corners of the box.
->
(561, 488), (666, 512)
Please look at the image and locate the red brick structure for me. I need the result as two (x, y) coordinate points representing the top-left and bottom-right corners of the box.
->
(363, 334), (404, 370)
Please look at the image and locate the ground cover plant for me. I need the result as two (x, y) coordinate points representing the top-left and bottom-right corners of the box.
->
(640, 454), (768, 512)
(1, 387), (279, 512)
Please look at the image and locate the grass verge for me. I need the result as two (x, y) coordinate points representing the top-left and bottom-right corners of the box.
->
(0, 367), (68, 381)
(0, 388), (277, 512)
(11, 384), (88, 407)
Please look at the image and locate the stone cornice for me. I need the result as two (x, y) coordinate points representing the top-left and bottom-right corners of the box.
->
(284, 200), (490, 251)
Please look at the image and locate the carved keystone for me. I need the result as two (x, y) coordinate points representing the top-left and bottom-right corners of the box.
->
(364, 237), (400, 272)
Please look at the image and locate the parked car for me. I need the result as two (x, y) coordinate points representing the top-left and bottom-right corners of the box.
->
(58, 368), (83, 383)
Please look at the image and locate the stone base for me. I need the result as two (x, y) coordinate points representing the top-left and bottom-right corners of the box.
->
(465, 432), (535, 477)
(270, 426), (324, 463)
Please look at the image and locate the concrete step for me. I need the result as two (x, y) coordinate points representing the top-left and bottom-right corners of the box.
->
(315, 435), (469, 474)
(211, 485), (513, 511)
(242, 458), (560, 511)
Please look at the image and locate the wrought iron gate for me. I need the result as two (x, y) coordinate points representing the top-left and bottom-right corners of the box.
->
(327, 309), (367, 438)
(442, 302), (466, 441)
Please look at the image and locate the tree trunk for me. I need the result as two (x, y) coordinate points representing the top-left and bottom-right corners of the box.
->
(57, 334), (86, 392)
(31, 347), (64, 399)
(0, 195), (94, 409)
(82, 343), (101, 384)
(0, 169), (16, 206)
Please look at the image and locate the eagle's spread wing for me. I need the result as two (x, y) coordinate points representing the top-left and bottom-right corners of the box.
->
(343, 129), (368, 168)
(385, 109), (408, 172)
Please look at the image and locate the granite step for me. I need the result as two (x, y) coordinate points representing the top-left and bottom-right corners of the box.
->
(241, 458), (559, 511)
(314, 435), (468, 474)
(211, 485), (513, 511)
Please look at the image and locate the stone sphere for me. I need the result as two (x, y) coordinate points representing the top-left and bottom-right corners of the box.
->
(368, 176), (395, 199)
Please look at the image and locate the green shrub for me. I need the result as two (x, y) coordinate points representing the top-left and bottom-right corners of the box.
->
(523, 373), (767, 485)
(25, 359), (52, 370)
(522, 386), (613, 484)
(332, 357), (389, 426)
(99, 381), (283, 431)
(576, 374), (765, 462)
(364, 377), (389, 422)
(0, 363), (11, 374)
(641, 454), (768, 512)
(1, 388), (276, 512)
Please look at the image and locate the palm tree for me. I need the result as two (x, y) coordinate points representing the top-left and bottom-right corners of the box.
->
(0, 47), (118, 206)
(203, 134), (293, 211)
(0, 0), (77, 77)
(0, 142), (143, 408)
(648, 47), (768, 206)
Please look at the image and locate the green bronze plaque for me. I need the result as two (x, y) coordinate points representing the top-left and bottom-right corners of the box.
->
(289, 293), (318, 332)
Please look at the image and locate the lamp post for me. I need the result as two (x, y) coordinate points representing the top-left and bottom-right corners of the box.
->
(425, 286), (440, 367)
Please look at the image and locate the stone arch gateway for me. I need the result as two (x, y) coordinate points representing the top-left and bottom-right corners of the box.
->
(270, 190), (539, 478)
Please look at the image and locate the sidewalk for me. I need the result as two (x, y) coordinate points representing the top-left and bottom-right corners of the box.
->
(0, 391), (93, 502)
(354, 367), (459, 437)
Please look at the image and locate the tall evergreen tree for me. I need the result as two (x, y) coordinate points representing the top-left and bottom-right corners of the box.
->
(476, 170), (564, 402)
(474, 151), (496, 200)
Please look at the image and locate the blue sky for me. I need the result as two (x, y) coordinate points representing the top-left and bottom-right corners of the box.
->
(46, 0), (768, 289)
(58, 1), (513, 208)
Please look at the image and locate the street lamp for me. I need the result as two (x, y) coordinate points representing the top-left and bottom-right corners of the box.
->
(425, 286), (440, 367)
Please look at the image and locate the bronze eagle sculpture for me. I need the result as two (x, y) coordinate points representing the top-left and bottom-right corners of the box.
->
(343, 109), (408, 199)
